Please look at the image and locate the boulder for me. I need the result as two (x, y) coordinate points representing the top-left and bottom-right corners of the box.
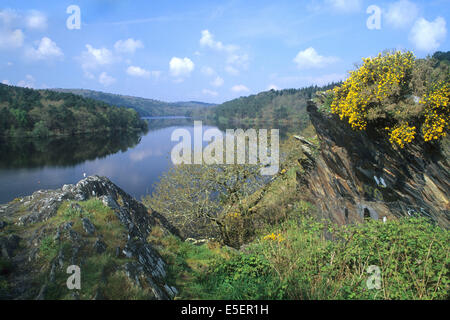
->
(0, 176), (179, 300)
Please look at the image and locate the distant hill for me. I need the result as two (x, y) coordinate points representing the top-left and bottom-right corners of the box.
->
(52, 89), (216, 117)
(211, 83), (340, 124)
(172, 101), (217, 108)
(0, 84), (147, 138)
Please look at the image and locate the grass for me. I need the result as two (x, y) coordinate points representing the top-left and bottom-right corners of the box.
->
(55, 198), (127, 249)
(32, 198), (151, 299)
(156, 214), (449, 300)
(146, 155), (448, 301)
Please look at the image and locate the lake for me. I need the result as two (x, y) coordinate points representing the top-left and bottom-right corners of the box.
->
(0, 118), (300, 204)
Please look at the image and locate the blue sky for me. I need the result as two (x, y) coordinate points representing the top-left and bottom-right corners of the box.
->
(0, 0), (448, 103)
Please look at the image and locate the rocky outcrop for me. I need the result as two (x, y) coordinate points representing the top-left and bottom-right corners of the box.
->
(297, 102), (449, 228)
(0, 176), (178, 300)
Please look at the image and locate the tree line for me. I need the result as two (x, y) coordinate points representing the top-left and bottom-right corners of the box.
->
(211, 83), (340, 124)
(0, 84), (148, 138)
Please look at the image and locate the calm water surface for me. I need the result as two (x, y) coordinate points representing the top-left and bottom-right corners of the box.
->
(0, 118), (218, 204)
(0, 118), (299, 204)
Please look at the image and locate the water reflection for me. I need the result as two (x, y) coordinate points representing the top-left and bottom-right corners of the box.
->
(0, 118), (304, 204)
(0, 119), (218, 204)
(0, 132), (144, 169)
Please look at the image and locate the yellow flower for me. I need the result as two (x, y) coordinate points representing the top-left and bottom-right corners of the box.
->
(263, 232), (285, 243)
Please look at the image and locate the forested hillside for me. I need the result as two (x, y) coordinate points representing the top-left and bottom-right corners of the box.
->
(212, 84), (339, 124)
(53, 89), (216, 117)
(0, 84), (148, 138)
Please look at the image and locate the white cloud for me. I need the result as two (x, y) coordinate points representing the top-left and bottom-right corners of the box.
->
(201, 66), (216, 76)
(26, 10), (47, 30)
(0, 10), (24, 49)
(127, 66), (151, 78)
(80, 44), (115, 70)
(114, 38), (144, 54)
(2, 80), (10, 85)
(200, 30), (248, 73)
(267, 84), (279, 90)
(200, 30), (237, 53)
(0, 9), (19, 26)
(83, 71), (95, 80)
(326, 0), (362, 13)
(225, 65), (239, 76)
(26, 37), (63, 60)
(169, 57), (194, 77)
(17, 74), (35, 88)
(226, 53), (249, 69)
(0, 28), (24, 49)
(231, 85), (250, 93)
(385, 1), (419, 29)
(410, 17), (447, 52)
(99, 72), (116, 86)
(211, 76), (224, 87)
(150, 71), (162, 78)
(293, 47), (338, 69)
(202, 89), (218, 97)
(126, 66), (160, 79)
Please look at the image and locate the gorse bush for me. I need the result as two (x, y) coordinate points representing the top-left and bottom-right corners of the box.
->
(328, 50), (449, 148)
(330, 51), (415, 131)
(421, 80), (449, 142)
(387, 123), (416, 149)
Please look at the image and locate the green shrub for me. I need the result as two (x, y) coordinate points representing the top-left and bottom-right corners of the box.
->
(200, 252), (282, 299)
(39, 236), (59, 262)
(256, 217), (449, 300)
(172, 216), (449, 300)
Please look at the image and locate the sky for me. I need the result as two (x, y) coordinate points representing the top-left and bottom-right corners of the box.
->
(0, 0), (449, 104)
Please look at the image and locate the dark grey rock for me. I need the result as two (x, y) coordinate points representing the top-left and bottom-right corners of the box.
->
(63, 222), (74, 231)
(93, 238), (107, 254)
(82, 218), (96, 235)
(71, 291), (80, 300)
(0, 175), (178, 300)
(0, 234), (21, 259)
(35, 284), (47, 300)
(57, 249), (65, 269)
(53, 229), (62, 242)
(71, 245), (80, 265)
(303, 101), (449, 227)
(294, 135), (314, 146)
(93, 289), (105, 300)
(49, 261), (56, 282)
(68, 229), (80, 243)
